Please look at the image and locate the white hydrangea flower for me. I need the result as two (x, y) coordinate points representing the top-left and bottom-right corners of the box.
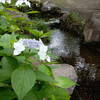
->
(13, 38), (25, 55)
(0, 0), (5, 3)
(38, 39), (50, 62)
(0, 0), (11, 4)
(15, 0), (31, 7)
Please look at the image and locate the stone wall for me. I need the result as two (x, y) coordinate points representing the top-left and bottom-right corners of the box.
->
(42, 0), (100, 18)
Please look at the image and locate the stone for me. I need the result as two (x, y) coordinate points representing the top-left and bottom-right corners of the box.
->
(51, 64), (78, 95)
(30, 0), (41, 2)
(60, 14), (84, 36)
(44, 18), (60, 27)
(42, 0), (100, 18)
(83, 12), (100, 42)
(41, 1), (61, 15)
(31, 59), (78, 94)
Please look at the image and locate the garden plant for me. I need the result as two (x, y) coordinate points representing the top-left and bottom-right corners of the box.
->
(0, 0), (77, 100)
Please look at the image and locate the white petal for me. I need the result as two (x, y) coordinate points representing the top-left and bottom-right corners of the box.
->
(38, 51), (46, 60)
(20, 45), (25, 51)
(13, 50), (21, 55)
(40, 44), (48, 52)
(46, 55), (50, 62)
(13, 38), (25, 55)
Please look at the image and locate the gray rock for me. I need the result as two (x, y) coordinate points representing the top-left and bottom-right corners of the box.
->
(32, 58), (78, 94)
(41, 1), (57, 12)
(42, 0), (100, 18)
(44, 18), (60, 26)
(52, 64), (78, 95)
(83, 12), (100, 42)
(30, 0), (41, 2)
(41, 1), (61, 15)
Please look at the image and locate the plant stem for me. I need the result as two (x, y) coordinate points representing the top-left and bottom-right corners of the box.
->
(25, 50), (30, 65)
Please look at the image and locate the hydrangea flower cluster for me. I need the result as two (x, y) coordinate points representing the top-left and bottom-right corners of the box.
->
(13, 38), (50, 62)
(0, 0), (11, 4)
(23, 39), (40, 50)
(15, 0), (31, 7)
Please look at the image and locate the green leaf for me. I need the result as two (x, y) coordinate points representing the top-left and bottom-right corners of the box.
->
(44, 62), (59, 64)
(10, 25), (19, 32)
(0, 88), (16, 100)
(50, 88), (70, 100)
(41, 31), (55, 38)
(55, 76), (76, 88)
(23, 21), (33, 25)
(0, 4), (4, 11)
(23, 89), (40, 100)
(26, 11), (40, 14)
(39, 83), (54, 99)
(5, 8), (20, 12)
(0, 56), (19, 82)
(15, 56), (26, 64)
(47, 65), (60, 69)
(11, 66), (36, 100)
(47, 52), (59, 59)
(0, 34), (16, 48)
(0, 15), (8, 30)
(39, 64), (54, 78)
(0, 83), (9, 87)
(35, 71), (56, 83)
(24, 27), (43, 37)
(0, 48), (14, 55)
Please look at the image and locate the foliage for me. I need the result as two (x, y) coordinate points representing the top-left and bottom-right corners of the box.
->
(31, 18), (49, 33)
(61, 12), (85, 37)
(0, 1), (77, 100)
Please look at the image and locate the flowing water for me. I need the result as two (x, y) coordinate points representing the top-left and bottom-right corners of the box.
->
(48, 29), (100, 100)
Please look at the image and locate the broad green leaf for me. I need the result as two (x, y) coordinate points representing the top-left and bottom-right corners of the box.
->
(55, 76), (76, 88)
(0, 88), (16, 100)
(50, 88), (70, 100)
(0, 34), (16, 48)
(11, 66), (36, 100)
(0, 48), (13, 55)
(39, 64), (54, 78)
(0, 56), (19, 82)
(15, 56), (26, 64)
(26, 11), (39, 14)
(23, 89), (40, 100)
(35, 71), (56, 83)
(39, 83), (54, 99)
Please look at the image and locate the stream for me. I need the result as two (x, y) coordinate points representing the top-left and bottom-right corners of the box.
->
(48, 29), (100, 100)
